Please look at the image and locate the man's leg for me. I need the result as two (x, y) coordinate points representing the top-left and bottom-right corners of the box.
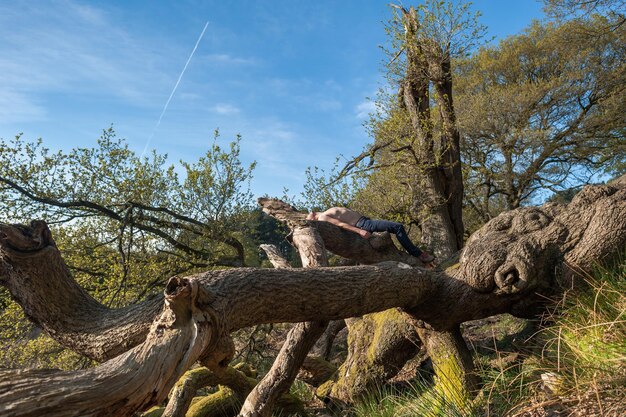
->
(365, 219), (423, 257)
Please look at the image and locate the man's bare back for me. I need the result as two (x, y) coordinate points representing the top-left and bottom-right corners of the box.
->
(306, 207), (369, 237)
(319, 207), (363, 226)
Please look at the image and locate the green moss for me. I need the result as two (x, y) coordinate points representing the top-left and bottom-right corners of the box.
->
(232, 361), (257, 378)
(368, 309), (406, 363)
(316, 379), (335, 399)
(138, 406), (164, 417)
(186, 387), (239, 417)
(431, 352), (470, 410)
(324, 309), (413, 402)
(173, 366), (212, 390)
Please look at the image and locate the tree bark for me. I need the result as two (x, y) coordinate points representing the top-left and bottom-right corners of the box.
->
(258, 198), (427, 266)
(397, 7), (479, 399)
(259, 243), (292, 268)
(0, 221), (162, 362)
(311, 318), (346, 360)
(260, 198), (426, 404)
(0, 219), (427, 364)
(3, 182), (625, 336)
(161, 363), (303, 417)
(238, 321), (327, 417)
(299, 356), (338, 387)
(318, 309), (421, 404)
(399, 6), (462, 259)
(431, 56), (465, 252)
(0, 180), (624, 416)
(239, 212), (329, 417)
(416, 325), (479, 397)
(0, 276), (215, 417)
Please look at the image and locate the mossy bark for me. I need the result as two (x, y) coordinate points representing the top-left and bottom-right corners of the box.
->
(166, 366), (306, 417)
(186, 387), (240, 417)
(163, 364), (257, 417)
(1, 181), (625, 416)
(416, 325), (479, 406)
(139, 406), (165, 417)
(318, 308), (420, 404)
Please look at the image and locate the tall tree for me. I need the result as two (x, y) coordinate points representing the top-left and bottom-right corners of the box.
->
(299, 1), (488, 404)
(544, 0), (625, 30)
(456, 17), (626, 222)
(333, 1), (486, 259)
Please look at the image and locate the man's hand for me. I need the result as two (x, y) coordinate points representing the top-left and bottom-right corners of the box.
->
(358, 229), (372, 239)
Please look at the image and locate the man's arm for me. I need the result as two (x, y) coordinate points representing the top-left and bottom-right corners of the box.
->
(318, 214), (371, 238)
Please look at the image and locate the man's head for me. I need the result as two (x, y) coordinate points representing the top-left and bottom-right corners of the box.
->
(306, 212), (318, 221)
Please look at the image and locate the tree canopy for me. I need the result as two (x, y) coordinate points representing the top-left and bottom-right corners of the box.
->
(456, 17), (626, 223)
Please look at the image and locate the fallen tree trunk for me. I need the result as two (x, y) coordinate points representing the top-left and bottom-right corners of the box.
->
(0, 201), (420, 362)
(0, 180), (624, 416)
(257, 198), (427, 267)
(0, 221), (162, 362)
(0, 277), (215, 417)
(259, 198), (426, 403)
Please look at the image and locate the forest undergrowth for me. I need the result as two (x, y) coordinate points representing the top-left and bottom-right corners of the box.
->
(346, 253), (626, 417)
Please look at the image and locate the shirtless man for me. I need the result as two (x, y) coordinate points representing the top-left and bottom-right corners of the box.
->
(307, 207), (435, 263)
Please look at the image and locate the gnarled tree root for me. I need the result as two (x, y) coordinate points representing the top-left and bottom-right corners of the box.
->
(0, 277), (213, 417)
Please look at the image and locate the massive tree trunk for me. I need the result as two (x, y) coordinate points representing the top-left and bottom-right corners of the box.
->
(317, 309), (421, 404)
(0, 221), (163, 362)
(0, 202), (420, 363)
(399, 5), (463, 259)
(260, 198), (423, 404)
(396, 6), (470, 401)
(0, 276), (215, 417)
(0, 179), (624, 416)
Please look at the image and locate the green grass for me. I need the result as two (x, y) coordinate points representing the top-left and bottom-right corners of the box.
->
(546, 259), (626, 381)
(350, 252), (626, 417)
(478, 253), (626, 416)
(352, 384), (403, 417)
(351, 376), (480, 417)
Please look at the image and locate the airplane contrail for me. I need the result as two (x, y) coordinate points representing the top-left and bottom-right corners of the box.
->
(142, 21), (210, 157)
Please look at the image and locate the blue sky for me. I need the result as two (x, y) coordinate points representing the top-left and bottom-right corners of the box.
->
(0, 0), (545, 199)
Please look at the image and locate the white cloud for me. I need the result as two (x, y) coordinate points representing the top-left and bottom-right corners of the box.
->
(355, 100), (376, 119)
(0, 90), (47, 123)
(317, 99), (342, 112)
(211, 104), (241, 115)
(202, 54), (258, 66)
(0, 1), (177, 119)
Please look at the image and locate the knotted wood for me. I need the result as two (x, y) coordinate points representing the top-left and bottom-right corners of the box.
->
(0, 179), (623, 415)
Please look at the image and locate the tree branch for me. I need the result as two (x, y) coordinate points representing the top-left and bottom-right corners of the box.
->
(0, 179), (624, 415)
